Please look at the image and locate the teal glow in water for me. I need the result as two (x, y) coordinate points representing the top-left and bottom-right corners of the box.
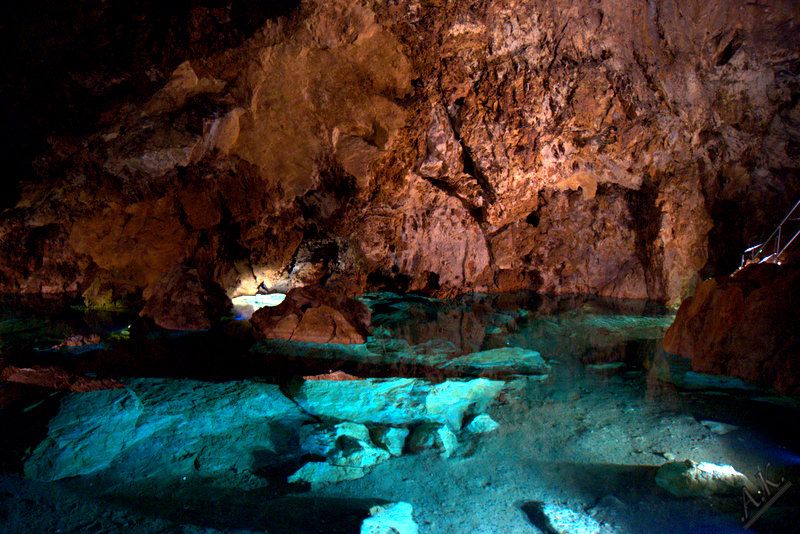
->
(1, 293), (799, 533)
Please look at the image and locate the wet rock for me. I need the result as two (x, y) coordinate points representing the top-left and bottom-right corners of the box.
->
(371, 426), (410, 457)
(287, 462), (368, 488)
(465, 414), (500, 434)
(293, 377), (504, 430)
(301, 422), (390, 468)
(25, 379), (307, 482)
(522, 502), (603, 534)
(298, 422), (372, 457)
(664, 264), (800, 395)
(251, 286), (371, 344)
(329, 436), (391, 469)
(361, 502), (418, 534)
(291, 421), (390, 486)
(700, 420), (739, 436)
(655, 460), (750, 497)
(407, 424), (458, 458)
(441, 347), (550, 376)
(25, 388), (143, 480)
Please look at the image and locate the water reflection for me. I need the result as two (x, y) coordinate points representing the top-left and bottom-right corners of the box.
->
(1, 292), (799, 533)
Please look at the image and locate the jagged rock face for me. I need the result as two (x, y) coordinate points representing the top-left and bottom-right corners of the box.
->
(1, 0), (799, 327)
(663, 264), (800, 395)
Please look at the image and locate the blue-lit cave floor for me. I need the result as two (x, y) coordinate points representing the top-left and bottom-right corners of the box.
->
(1, 293), (800, 533)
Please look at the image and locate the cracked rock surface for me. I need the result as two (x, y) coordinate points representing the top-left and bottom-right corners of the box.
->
(1, 0), (799, 327)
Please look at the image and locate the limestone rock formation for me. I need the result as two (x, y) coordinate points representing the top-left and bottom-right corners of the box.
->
(1, 0), (799, 325)
(361, 502), (419, 534)
(655, 460), (750, 497)
(293, 377), (504, 430)
(663, 264), (800, 394)
(250, 286), (371, 344)
(25, 379), (308, 482)
(440, 346), (550, 376)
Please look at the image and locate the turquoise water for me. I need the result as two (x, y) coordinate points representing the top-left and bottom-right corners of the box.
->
(0, 293), (798, 533)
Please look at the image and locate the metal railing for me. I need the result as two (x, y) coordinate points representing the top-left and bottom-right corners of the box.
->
(740, 198), (800, 268)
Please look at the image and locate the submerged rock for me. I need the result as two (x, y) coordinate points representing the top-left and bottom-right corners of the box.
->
(655, 460), (750, 497)
(440, 347), (549, 376)
(541, 504), (603, 534)
(25, 388), (143, 480)
(298, 422), (372, 457)
(293, 421), (391, 485)
(25, 379), (307, 482)
(293, 377), (504, 430)
(371, 426), (410, 457)
(407, 424), (459, 458)
(361, 502), (418, 534)
(522, 502), (603, 534)
(465, 414), (500, 434)
(699, 420), (739, 436)
(251, 286), (371, 344)
(288, 462), (368, 488)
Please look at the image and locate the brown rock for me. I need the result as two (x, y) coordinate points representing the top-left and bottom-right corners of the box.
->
(303, 371), (361, 381)
(139, 267), (229, 330)
(664, 264), (800, 395)
(251, 286), (371, 344)
(52, 334), (101, 350)
(0, 366), (123, 392)
(1, 0), (799, 318)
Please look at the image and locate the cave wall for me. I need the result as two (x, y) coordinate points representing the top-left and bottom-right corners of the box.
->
(1, 0), (799, 324)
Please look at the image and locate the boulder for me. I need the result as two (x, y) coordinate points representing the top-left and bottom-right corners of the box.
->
(361, 502), (418, 534)
(440, 347), (550, 376)
(251, 286), (371, 344)
(655, 460), (750, 497)
(25, 379), (308, 482)
(664, 264), (800, 395)
(293, 377), (504, 430)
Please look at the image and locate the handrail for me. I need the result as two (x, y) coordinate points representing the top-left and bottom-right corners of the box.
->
(740, 198), (800, 268)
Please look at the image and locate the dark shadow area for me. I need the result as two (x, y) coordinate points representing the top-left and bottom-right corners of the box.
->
(97, 483), (384, 534)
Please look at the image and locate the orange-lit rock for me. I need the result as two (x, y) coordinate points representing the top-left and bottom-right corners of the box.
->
(251, 286), (371, 344)
(1, 0), (798, 325)
(0, 366), (123, 393)
(664, 264), (800, 395)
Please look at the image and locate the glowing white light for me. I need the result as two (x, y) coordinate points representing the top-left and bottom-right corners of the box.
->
(232, 293), (286, 320)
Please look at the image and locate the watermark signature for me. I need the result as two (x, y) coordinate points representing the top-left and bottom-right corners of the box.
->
(742, 463), (792, 529)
